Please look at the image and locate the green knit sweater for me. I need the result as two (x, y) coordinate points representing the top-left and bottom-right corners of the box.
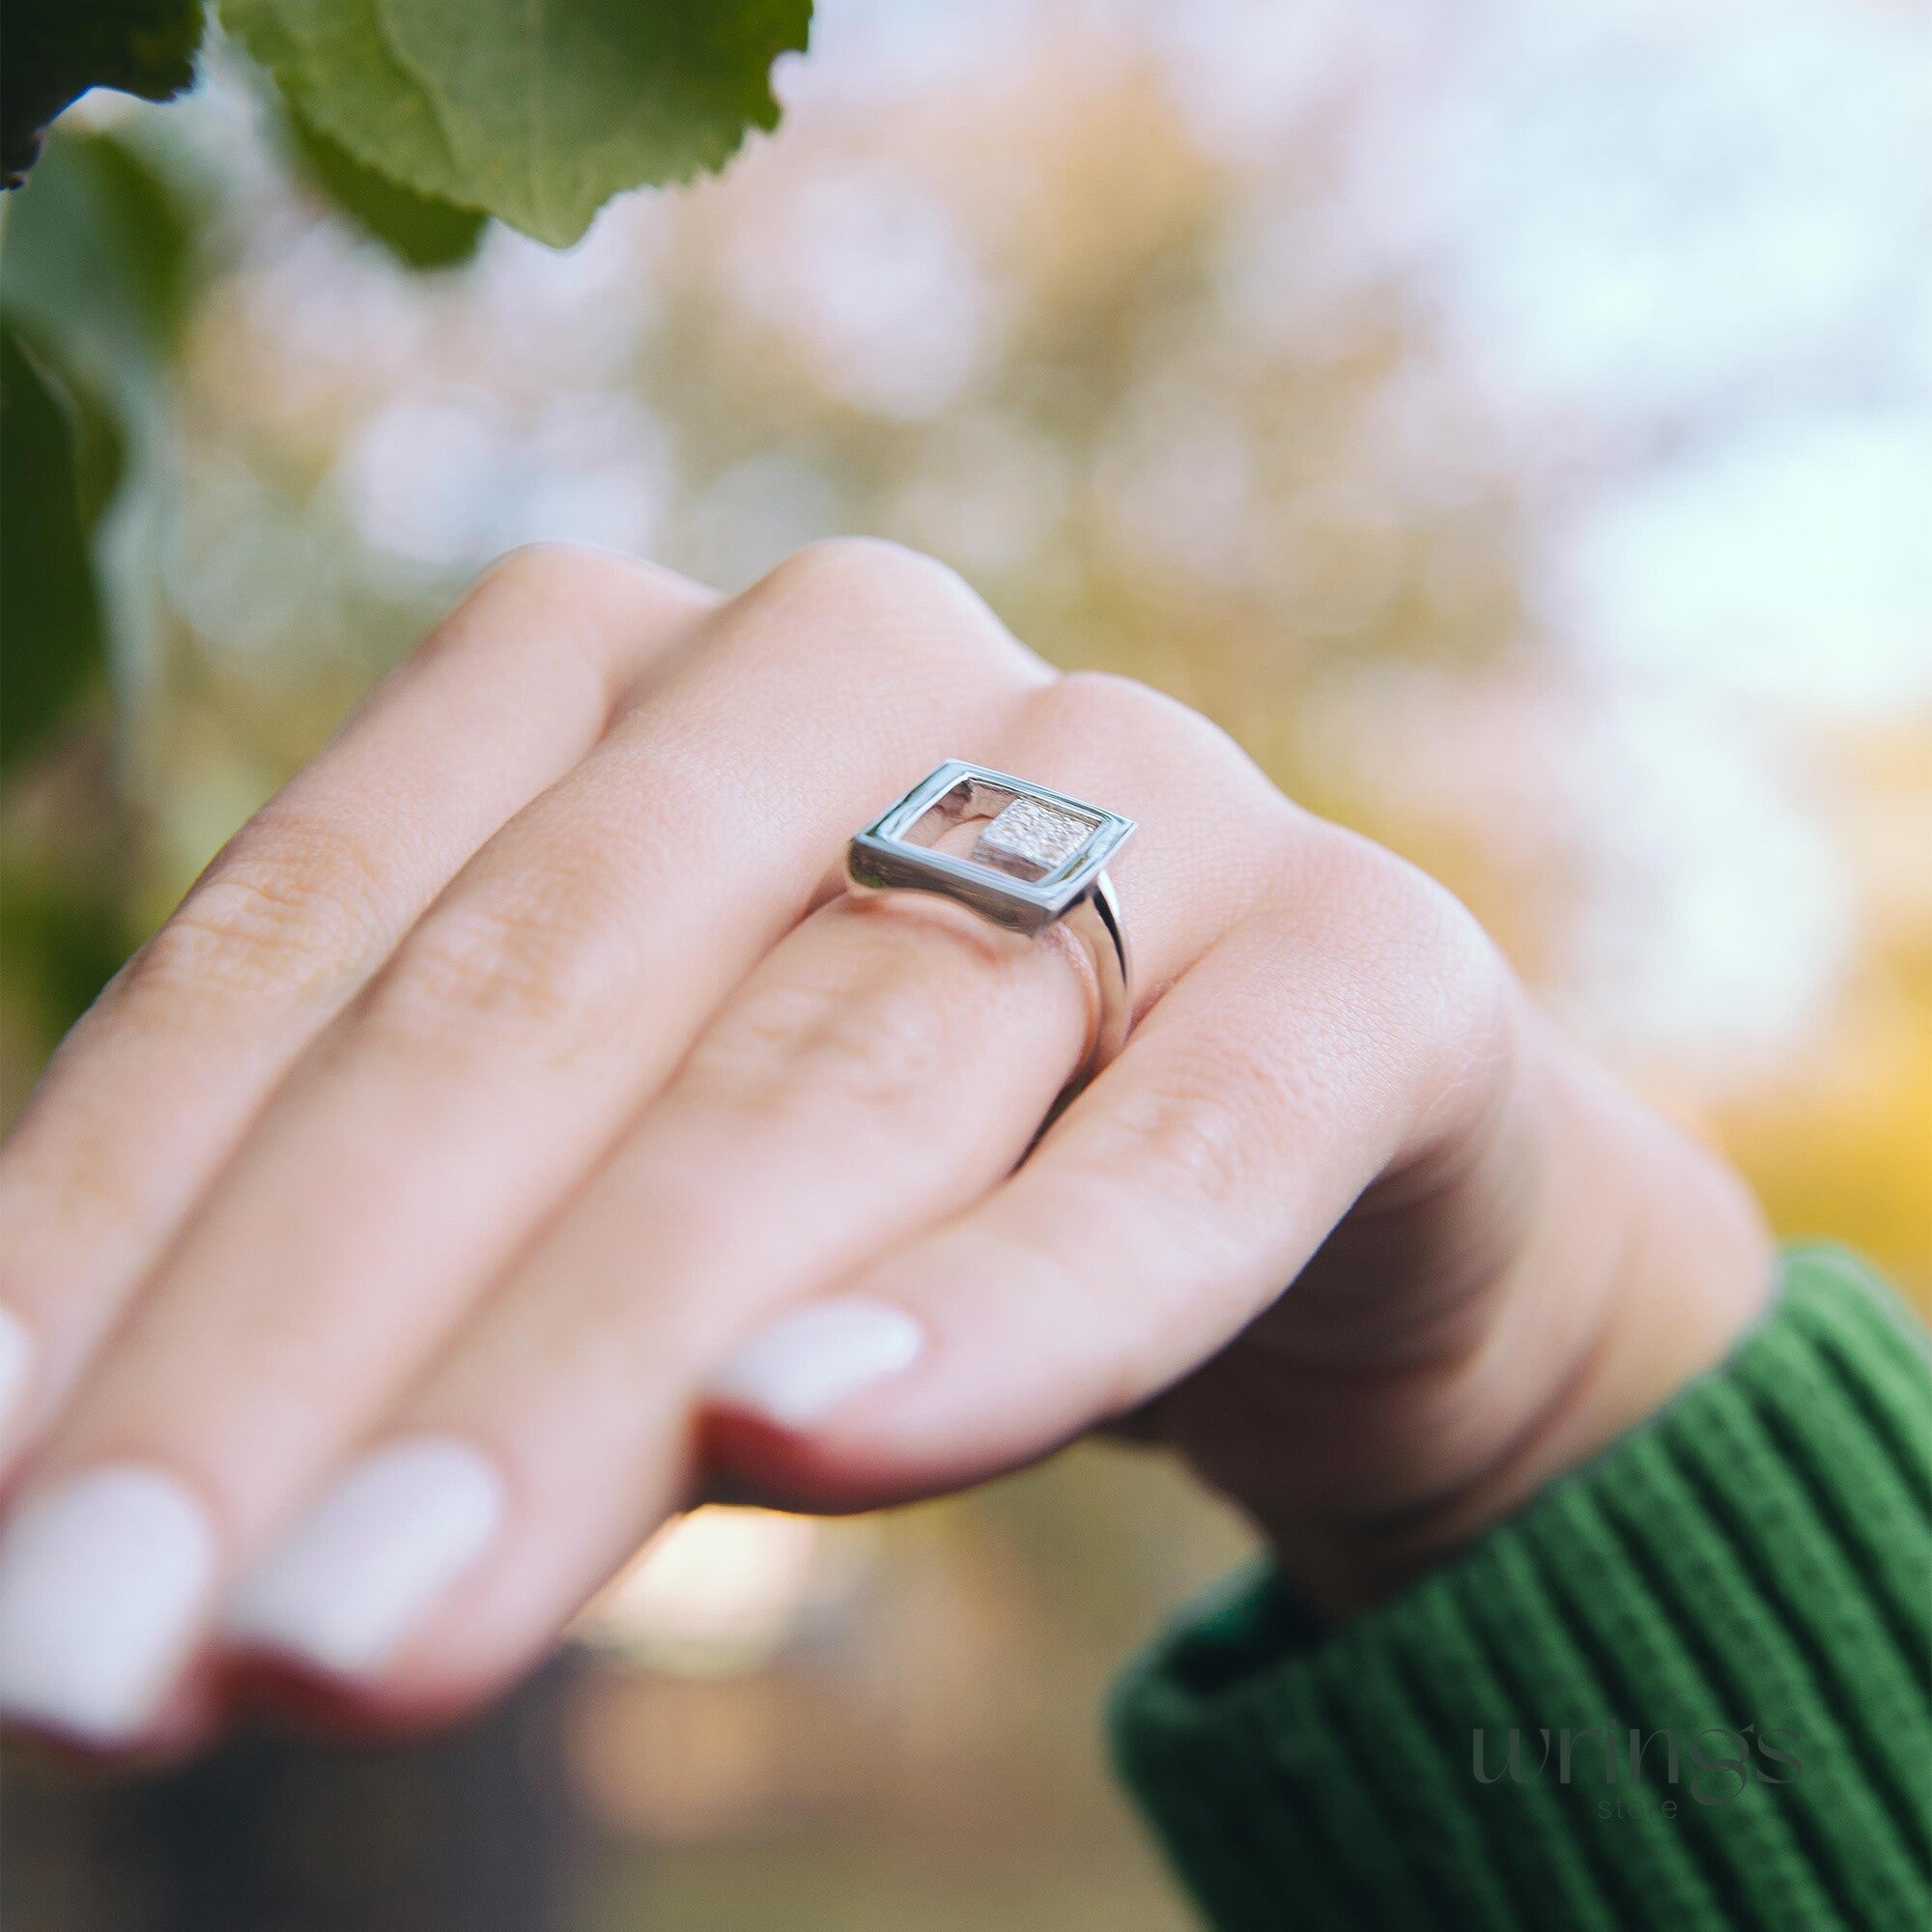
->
(1111, 1246), (1932, 1932)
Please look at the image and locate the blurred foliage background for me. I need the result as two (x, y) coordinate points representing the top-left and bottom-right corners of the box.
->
(3, 1), (1928, 1927)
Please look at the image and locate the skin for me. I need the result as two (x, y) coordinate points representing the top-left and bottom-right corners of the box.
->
(0, 539), (1773, 1747)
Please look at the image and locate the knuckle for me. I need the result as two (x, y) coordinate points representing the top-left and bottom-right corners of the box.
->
(1281, 825), (1512, 1070)
(464, 540), (639, 610)
(696, 981), (946, 1120)
(685, 913), (1006, 1124)
(753, 537), (1041, 680)
(764, 535), (966, 608)
(1084, 1049), (1272, 1212)
(125, 815), (390, 1009)
(1035, 669), (1239, 764)
(1362, 842), (1503, 1017)
(366, 880), (641, 1056)
(421, 543), (692, 703)
(811, 978), (971, 1114)
(425, 545), (610, 667)
(1028, 670), (1295, 832)
(1037, 668), (1187, 735)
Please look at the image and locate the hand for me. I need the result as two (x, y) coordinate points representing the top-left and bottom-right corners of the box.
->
(0, 540), (1772, 1749)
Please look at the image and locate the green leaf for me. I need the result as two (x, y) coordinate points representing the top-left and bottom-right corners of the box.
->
(221, 0), (813, 247)
(1, 129), (192, 789)
(0, 124), (194, 401)
(0, 328), (109, 778)
(0, 0), (206, 187)
(59, 355), (128, 529)
(286, 105), (487, 270)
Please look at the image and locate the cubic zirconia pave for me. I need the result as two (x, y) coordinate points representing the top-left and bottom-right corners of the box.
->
(972, 795), (1094, 878)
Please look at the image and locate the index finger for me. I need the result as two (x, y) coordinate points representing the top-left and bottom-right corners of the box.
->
(0, 546), (713, 1462)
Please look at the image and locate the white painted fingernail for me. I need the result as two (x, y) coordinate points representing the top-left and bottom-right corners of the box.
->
(0, 1305), (33, 1444)
(0, 1465), (216, 1744)
(707, 1298), (925, 1430)
(227, 1438), (504, 1677)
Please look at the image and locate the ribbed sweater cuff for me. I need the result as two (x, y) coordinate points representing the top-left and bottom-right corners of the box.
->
(1110, 1245), (1932, 1932)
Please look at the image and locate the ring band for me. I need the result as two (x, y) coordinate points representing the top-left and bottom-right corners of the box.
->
(846, 760), (1136, 1101)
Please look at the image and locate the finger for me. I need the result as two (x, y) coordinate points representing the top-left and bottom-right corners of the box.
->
(218, 672), (1280, 1714)
(0, 547), (712, 1463)
(222, 892), (1085, 1710)
(0, 543), (1044, 1746)
(699, 838), (1513, 1511)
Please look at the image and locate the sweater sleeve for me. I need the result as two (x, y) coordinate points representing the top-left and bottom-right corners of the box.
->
(1109, 1245), (1932, 1932)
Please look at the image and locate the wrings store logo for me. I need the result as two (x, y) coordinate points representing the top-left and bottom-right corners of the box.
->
(1472, 1722), (1802, 1812)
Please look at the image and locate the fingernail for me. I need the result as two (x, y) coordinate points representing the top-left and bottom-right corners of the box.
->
(0, 1465), (216, 1744)
(707, 1298), (925, 1430)
(227, 1438), (504, 1677)
(0, 1305), (33, 1444)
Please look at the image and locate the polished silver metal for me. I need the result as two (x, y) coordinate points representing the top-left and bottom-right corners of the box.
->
(847, 760), (1136, 1096)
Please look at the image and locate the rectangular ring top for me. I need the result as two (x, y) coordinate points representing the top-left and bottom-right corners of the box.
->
(846, 760), (1135, 935)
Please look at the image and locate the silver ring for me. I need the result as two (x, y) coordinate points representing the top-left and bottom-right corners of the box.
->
(846, 760), (1136, 1101)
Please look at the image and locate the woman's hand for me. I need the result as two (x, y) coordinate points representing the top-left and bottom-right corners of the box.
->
(0, 541), (1772, 1748)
